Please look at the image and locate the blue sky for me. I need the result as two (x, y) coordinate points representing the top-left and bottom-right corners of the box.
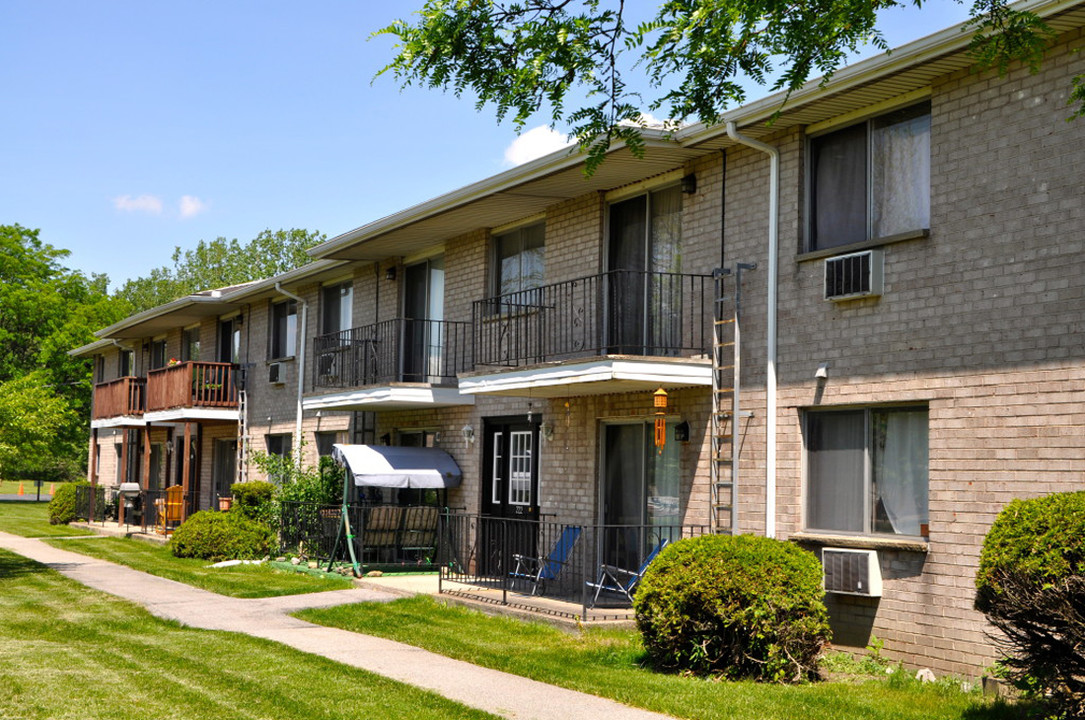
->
(0, 1), (971, 289)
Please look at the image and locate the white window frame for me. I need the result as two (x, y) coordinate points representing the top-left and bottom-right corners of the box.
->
(508, 430), (532, 506)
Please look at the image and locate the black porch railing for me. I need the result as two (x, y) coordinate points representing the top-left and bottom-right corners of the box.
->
(75, 484), (116, 524)
(441, 513), (708, 617)
(279, 501), (446, 569)
(313, 318), (472, 389)
(472, 269), (713, 368)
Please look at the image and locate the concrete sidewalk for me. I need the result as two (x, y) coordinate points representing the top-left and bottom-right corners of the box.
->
(0, 532), (674, 720)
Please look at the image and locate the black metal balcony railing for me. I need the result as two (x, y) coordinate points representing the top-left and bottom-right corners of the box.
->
(312, 318), (472, 389)
(472, 269), (713, 368)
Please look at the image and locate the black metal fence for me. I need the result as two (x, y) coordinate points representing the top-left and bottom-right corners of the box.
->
(313, 318), (472, 389)
(472, 270), (713, 367)
(74, 484), (116, 524)
(440, 512), (709, 617)
(73, 484), (211, 534)
(279, 501), (445, 569)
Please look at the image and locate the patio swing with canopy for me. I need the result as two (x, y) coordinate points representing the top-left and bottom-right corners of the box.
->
(327, 444), (462, 576)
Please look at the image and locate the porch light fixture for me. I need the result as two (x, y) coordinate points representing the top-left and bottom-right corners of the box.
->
(461, 424), (475, 444)
(681, 173), (697, 194)
(385, 266), (397, 281)
(540, 421), (554, 442)
(675, 421), (690, 443)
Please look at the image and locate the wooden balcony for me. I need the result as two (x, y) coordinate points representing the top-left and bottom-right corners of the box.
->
(146, 362), (239, 413)
(91, 377), (146, 420)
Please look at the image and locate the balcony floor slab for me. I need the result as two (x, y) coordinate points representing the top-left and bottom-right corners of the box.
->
(303, 384), (476, 412)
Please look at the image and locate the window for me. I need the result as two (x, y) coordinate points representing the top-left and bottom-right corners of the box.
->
(218, 317), (241, 364)
(314, 431), (339, 458)
(808, 102), (930, 251)
(150, 338), (168, 369)
(508, 431), (532, 506)
(805, 406), (929, 537)
(118, 349), (134, 377)
(265, 433), (292, 483)
(181, 327), (200, 362)
(493, 223), (545, 299)
(270, 300), (297, 359)
(322, 282), (353, 336)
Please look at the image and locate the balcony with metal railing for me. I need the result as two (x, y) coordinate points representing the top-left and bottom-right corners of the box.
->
(144, 361), (240, 422)
(90, 376), (146, 427)
(461, 269), (714, 397)
(305, 318), (475, 411)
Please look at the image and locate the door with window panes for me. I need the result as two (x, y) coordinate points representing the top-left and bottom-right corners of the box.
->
(480, 418), (539, 575)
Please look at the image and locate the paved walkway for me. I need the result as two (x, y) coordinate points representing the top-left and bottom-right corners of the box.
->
(0, 531), (673, 720)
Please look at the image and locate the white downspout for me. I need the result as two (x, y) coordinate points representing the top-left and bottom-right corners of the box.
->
(726, 121), (778, 539)
(275, 283), (308, 471)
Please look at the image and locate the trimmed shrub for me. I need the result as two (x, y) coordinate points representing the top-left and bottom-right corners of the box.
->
(975, 492), (1085, 717)
(230, 481), (276, 526)
(634, 534), (830, 682)
(47, 482), (85, 525)
(168, 510), (274, 561)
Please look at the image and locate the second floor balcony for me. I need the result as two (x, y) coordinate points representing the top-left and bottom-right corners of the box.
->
(91, 376), (146, 427)
(145, 361), (240, 421)
(462, 269), (714, 398)
(306, 318), (475, 411)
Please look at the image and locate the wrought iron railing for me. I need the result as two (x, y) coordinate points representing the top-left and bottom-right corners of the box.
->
(440, 513), (708, 617)
(279, 501), (445, 568)
(75, 484), (116, 524)
(472, 269), (713, 367)
(91, 377), (146, 419)
(146, 362), (239, 412)
(312, 318), (472, 389)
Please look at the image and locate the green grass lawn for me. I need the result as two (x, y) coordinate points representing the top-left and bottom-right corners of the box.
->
(0, 501), (88, 538)
(0, 501), (352, 598)
(0, 548), (495, 720)
(0, 479), (55, 496)
(299, 596), (1029, 720)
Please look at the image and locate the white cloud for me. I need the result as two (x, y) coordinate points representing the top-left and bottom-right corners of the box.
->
(178, 195), (208, 219)
(503, 125), (574, 166)
(113, 194), (163, 215)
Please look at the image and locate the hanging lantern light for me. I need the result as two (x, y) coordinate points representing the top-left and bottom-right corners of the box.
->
(653, 387), (668, 453)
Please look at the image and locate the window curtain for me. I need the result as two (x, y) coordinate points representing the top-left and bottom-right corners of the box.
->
(648, 186), (682, 353)
(873, 409), (928, 535)
(812, 123), (867, 249)
(806, 412), (865, 532)
(871, 110), (930, 238)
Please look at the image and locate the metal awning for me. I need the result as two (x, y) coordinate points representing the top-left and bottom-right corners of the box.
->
(331, 444), (462, 489)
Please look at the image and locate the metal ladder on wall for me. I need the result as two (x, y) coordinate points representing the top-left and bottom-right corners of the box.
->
(710, 263), (755, 534)
(236, 389), (249, 484)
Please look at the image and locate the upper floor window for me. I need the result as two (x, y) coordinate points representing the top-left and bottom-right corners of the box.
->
(270, 300), (297, 359)
(118, 349), (134, 377)
(150, 338), (167, 369)
(808, 102), (930, 251)
(181, 327), (200, 362)
(218, 317), (241, 364)
(805, 406), (929, 537)
(493, 223), (545, 298)
(322, 282), (353, 335)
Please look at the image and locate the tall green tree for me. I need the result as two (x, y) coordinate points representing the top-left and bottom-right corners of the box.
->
(0, 224), (129, 477)
(377, 0), (1079, 171)
(116, 228), (325, 312)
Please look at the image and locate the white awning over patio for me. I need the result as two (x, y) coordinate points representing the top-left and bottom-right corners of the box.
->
(331, 444), (462, 489)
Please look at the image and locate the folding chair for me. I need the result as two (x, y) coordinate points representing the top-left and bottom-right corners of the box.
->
(586, 538), (669, 608)
(509, 525), (582, 596)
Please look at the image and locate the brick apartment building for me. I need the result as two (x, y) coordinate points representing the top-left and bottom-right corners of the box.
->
(74, 0), (1085, 677)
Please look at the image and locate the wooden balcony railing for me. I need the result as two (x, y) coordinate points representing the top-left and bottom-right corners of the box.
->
(146, 362), (239, 412)
(91, 376), (146, 420)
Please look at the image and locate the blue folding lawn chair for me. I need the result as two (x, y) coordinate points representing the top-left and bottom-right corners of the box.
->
(509, 525), (582, 596)
(586, 538), (669, 608)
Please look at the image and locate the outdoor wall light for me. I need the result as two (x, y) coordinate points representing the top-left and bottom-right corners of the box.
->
(385, 266), (397, 281)
(674, 421), (690, 443)
(540, 421), (554, 442)
(461, 424), (475, 444)
(681, 173), (697, 194)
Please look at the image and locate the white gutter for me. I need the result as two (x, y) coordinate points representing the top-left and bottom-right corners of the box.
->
(726, 121), (778, 540)
(274, 282), (308, 470)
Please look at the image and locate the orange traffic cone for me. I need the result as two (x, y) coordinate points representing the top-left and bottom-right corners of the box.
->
(49, 483), (55, 495)
(17, 482), (25, 496)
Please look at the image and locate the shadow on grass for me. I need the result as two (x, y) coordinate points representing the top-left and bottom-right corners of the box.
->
(961, 698), (1048, 719)
(0, 550), (47, 579)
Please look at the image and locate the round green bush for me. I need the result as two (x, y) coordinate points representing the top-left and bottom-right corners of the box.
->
(229, 480), (276, 525)
(47, 482), (85, 525)
(975, 492), (1085, 717)
(168, 510), (274, 561)
(634, 534), (830, 682)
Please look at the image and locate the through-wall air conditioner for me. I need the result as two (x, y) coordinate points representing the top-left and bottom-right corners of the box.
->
(268, 361), (284, 384)
(822, 548), (883, 597)
(824, 249), (883, 301)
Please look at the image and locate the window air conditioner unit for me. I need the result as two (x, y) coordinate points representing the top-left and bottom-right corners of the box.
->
(268, 361), (284, 384)
(824, 249), (883, 301)
(822, 548), (883, 597)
